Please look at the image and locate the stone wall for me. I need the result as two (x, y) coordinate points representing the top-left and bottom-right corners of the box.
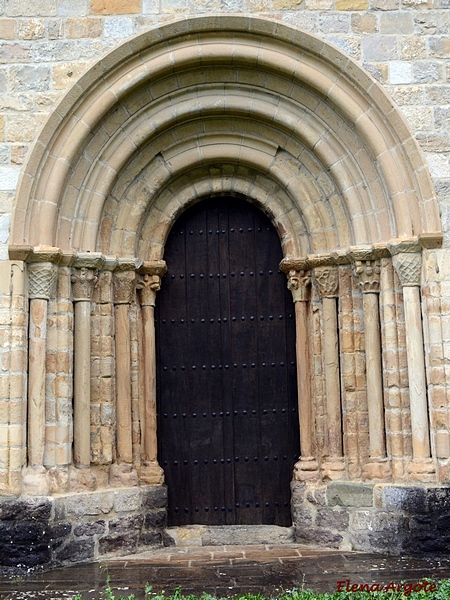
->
(292, 481), (450, 555)
(0, 0), (450, 571)
(0, 485), (167, 573)
(0, 0), (450, 260)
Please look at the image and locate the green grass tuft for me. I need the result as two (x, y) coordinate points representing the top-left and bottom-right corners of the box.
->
(73, 578), (450, 600)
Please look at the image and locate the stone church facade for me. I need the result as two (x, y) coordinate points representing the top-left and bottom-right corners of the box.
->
(0, 0), (450, 570)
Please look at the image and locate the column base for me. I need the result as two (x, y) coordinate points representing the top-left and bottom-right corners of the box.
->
(407, 458), (436, 483)
(294, 457), (320, 481)
(140, 461), (165, 485)
(321, 457), (346, 481)
(363, 457), (391, 481)
(22, 466), (49, 495)
(47, 466), (70, 493)
(109, 462), (139, 487)
(69, 464), (97, 492)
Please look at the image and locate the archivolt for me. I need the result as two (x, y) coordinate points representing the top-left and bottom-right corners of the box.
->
(10, 16), (441, 258)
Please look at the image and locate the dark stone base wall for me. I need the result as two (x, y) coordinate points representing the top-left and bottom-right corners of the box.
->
(291, 481), (450, 555)
(0, 485), (167, 574)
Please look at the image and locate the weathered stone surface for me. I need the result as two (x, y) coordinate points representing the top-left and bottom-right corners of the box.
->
(0, 496), (52, 521)
(65, 491), (114, 516)
(143, 509), (167, 530)
(295, 527), (343, 548)
(108, 513), (144, 534)
(316, 508), (349, 531)
(114, 488), (142, 512)
(73, 520), (106, 536)
(327, 482), (374, 508)
(142, 485), (167, 509)
(55, 538), (95, 563)
(382, 485), (426, 513)
(98, 534), (137, 555)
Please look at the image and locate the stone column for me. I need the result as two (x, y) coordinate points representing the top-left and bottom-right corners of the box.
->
(23, 249), (60, 494)
(314, 264), (346, 480)
(111, 260), (140, 486)
(389, 240), (435, 482)
(351, 248), (391, 480)
(281, 259), (319, 481)
(138, 261), (166, 485)
(71, 254), (103, 469)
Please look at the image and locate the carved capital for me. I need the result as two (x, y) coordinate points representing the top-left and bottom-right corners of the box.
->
(113, 270), (138, 304)
(71, 267), (98, 302)
(138, 274), (161, 307)
(352, 259), (381, 293)
(287, 269), (311, 302)
(392, 252), (422, 287)
(28, 262), (58, 300)
(314, 265), (339, 298)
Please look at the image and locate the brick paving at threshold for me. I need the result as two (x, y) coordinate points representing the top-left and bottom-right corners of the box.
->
(2, 545), (450, 599)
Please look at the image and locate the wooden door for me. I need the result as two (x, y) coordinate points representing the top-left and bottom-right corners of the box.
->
(156, 197), (299, 526)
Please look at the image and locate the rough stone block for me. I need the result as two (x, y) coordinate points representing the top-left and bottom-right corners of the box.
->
(55, 538), (94, 563)
(141, 485), (167, 509)
(316, 508), (350, 531)
(73, 520), (106, 536)
(98, 534), (137, 555)
(108, 513), (144, 534)
(327, 482), (374, 507)
(143, 509), (167, 530)
(295, 527), (343, 548)
(90, 0), (139, 12)
(0, 496), (52, 521)
(65, 491), (114, 517)
(0, 522), (51, 567)
(114, 488), (142, 512)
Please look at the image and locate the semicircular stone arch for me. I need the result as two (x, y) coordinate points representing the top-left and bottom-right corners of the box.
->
(10, 15), (441, 258)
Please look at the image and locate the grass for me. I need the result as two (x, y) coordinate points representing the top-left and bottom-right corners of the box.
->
(72, 578), (450, 600)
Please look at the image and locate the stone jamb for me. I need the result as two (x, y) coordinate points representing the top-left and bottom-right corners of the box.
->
(388, 240), (435, 483)
(111, 258), (141, 487)
(23, 248), (62, 495)
(312, 261), (346, 481)
(71, 253), (104, 471)
(349, 246), (391, 482)
(137, 260), (166, 485)
(280, 258), (319, 481)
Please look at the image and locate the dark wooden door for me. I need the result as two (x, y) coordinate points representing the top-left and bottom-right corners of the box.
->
(156, 197), (299, 526)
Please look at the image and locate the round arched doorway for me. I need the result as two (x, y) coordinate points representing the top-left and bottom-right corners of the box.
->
(156, 197), (300, 526)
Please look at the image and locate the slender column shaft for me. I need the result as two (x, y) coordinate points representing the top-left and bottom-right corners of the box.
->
(390, 246), (431, 462)
(27, 260), (58, 470)
(403, 285), (430, 458)
(282, 264), (319, 480)
(350, 250), (390, 479)
(113, 266), (138, 466)
(138, 263), (166, 484)
(28, 297), (48, 467)
(363, 292), (385, 458)
(115, 303), (133, 464)
(142, 304), (157, 462)
(73, 301), (91, 466)
(294, 300), (313, 458)
(71, 260), (101, 469)
(322, 296), (342, 457)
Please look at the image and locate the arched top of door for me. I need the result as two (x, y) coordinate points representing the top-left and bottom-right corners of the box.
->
(10, 15), (441, 261)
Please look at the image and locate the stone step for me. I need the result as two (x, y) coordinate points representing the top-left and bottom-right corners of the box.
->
(165, 524), (295, 547)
